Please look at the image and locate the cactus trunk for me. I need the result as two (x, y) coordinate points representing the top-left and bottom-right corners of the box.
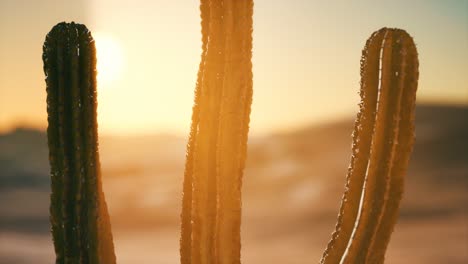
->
(180, 0), (254, 263)
(320, 28), (418, 264)
(43, 22), (116, 264)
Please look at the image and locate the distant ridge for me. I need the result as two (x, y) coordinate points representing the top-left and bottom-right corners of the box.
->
(2, 103), (466, 137)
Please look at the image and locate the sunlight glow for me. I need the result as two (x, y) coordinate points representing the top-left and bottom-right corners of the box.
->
(94, 33), (124, 89)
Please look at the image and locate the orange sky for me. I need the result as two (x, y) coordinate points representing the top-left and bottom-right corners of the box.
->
(0, 0), (467, 136)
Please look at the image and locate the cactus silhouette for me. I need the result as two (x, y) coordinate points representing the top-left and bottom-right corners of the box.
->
(179, 0), (253, 263)
(42, 11), (418, 264)
(320, 27), (419, 264)
(43, 22), (116, 264)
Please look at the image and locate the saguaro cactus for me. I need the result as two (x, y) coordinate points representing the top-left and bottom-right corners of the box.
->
(43, 22), (116, 264)
(320, 28), (419, 264)
(179, 0), (254, 263)
(42, 15), (416, 264)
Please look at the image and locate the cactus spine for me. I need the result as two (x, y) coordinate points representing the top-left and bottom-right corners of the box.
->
(43, 22), (116, 264)
(180, 0), (254, 263)
(320, 28), (419, 264)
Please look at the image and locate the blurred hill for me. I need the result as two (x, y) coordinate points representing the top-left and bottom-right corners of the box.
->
(0, 104), (467, 264)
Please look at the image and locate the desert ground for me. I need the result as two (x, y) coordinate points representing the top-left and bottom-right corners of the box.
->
(0, 104), (467, 264)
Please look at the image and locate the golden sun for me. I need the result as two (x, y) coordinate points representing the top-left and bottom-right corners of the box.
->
(94, 33), (124, 89)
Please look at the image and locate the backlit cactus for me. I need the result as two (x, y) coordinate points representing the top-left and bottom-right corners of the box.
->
(43, 22), (116, 264)
(179, 0), (254, 263)
(320, 28), (419, 264)
(42, 11), (418, 264)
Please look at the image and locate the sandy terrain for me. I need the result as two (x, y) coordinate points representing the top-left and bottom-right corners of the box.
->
(0, 104), (466, 263)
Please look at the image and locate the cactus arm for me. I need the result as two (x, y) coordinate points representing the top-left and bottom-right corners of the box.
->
(46, 24), (82, 262)
(180, 0), (211, 263)
(342, 29), (418, 264)
(365, 30), (419, 264)
(190, 0), (226, 262)
(320, 28), (418, 264)
(43, 22), (116, 264)
(215, 0), (253, 263)
(180, 0), (254, 263)
(320, 28), (386, 264)
(342, 30), (402, 263)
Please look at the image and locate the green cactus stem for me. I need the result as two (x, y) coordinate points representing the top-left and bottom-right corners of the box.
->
(180, 0), (254, 263)
(43, 22), (116, 264)
(320, 28), (419, 264)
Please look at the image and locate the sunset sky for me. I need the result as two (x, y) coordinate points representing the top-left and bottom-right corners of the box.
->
(0, 0), (467, 136)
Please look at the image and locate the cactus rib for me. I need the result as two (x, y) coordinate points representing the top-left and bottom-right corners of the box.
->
(215, 0), (253, 263)
(180, 0), (211, 263)
(43, 22), (116, 264)
(190, 0), (226, 262)
(180, 0), (254, 263)
(320, 28), (418, 264)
